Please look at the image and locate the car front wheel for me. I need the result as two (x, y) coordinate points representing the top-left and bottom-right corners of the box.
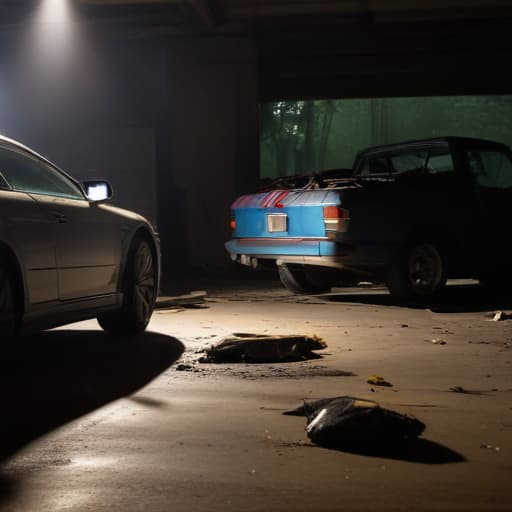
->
(98, 236), (156, 335)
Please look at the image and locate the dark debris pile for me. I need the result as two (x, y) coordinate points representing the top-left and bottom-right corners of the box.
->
(285, 396), (425, 448)
(201, 333), (327, 364)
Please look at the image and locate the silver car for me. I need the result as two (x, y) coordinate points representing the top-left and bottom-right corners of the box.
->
(0, 135), (160, 339)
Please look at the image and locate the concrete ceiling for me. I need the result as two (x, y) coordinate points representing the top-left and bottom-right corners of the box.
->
(2, 0), (512, 99)
(77, 0), (512, 28)
(2, 1), (512, 32)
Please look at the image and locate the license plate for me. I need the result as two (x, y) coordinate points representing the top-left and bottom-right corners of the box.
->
(267, 213), (287, 233)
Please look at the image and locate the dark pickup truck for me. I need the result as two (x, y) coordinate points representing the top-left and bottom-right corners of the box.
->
(226, 137), (512, 300)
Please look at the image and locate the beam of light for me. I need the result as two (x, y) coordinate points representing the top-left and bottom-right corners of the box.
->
(31, 0), (75, 51)
(35, 0), (72, 25)
(10, 0), (110, 129)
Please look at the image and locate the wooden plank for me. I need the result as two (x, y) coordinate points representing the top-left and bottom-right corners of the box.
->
(156, 290), (207, 308)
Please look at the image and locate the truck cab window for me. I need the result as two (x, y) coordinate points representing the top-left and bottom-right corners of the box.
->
(390, 150), (428, 175)
(426, 151), (455, 174)
(359, 156), (391, 175)
(467, 149), (512, 189)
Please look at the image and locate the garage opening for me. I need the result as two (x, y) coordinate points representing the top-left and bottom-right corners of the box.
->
(260, 95), (512, 179)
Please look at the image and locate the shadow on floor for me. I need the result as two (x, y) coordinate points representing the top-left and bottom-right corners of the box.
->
(0, 330), (184, 463)
(325, 283), (512, 313)
(0, 475), (16, 502)
(325, 438), (466, 464)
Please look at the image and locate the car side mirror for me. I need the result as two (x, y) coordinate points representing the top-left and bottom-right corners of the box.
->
(82, 180), (113, 202)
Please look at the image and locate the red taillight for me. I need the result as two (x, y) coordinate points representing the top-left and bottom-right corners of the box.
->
(323, 205), (349, 234)
(323, 205), (346, 219)
(230, 216), (236, 230)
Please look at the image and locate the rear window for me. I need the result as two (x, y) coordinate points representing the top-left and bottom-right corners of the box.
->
(358, 146), (454, 176)
(358, 155), (391, 175)
(466, 149), (512, 189)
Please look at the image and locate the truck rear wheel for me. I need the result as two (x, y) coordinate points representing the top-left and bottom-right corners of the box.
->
(278, 264), (334, 294)
(386, 241), (446, 301)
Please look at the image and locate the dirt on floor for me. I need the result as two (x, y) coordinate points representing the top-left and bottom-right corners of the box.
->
(1, 280), (512, 511)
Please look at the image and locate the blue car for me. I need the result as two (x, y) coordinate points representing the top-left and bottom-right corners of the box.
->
(226, 137), (512, 300)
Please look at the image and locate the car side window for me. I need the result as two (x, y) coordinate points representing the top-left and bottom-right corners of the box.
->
(359, 155), (391, 175)
(0, 146), (85, 200)
(466, 149), (512, 189)
(0, 171), (10, 190)
(425, 150), (455, 174)
(390, 150), (428, 175)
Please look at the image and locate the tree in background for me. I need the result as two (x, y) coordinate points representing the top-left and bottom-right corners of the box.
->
(260, 96), (512, 179)
(260, 101), (303, 178)
(260, 99), (338, 177)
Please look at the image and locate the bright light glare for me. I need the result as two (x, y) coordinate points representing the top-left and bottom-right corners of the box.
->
(36, 0), (72, 25)
(87, 184), (109, 201)
(7, 0), (108, 131)
(23, 0), (78, 79)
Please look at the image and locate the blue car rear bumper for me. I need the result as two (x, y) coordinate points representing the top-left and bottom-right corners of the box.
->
(225, 238), (393, 270)
(225, 238), (348, 257)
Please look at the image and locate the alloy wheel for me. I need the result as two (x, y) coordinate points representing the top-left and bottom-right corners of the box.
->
(133, 242), (155, 324)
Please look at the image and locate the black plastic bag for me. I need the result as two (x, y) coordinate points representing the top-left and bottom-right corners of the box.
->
(285, 396), (425, 448)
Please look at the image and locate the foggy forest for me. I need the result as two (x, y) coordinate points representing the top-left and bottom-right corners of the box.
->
(260, 95), (512, 177)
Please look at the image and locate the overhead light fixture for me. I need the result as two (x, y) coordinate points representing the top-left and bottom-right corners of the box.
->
(36, 0), (72, 25)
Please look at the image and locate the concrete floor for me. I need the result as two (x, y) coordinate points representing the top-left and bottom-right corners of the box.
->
(1, 280), (512, 511)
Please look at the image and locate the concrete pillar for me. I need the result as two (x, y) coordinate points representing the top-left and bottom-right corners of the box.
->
(159, 37), (259, 276)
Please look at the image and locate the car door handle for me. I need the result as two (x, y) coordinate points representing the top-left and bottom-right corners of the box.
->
(52, 211), (68, 223)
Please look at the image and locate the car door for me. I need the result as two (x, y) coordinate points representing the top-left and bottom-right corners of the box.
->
(463, 145), (512, 268)
(424, 145), (477, 264)
(0, 146), (58, 306)
(0, 144), (121, 301)
(33, 188), (123, 301)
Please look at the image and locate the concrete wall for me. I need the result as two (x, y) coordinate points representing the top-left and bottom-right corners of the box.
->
(0, 37), (164, 225)
(259, 19), (512, 101)
(1, 31), (259, 277)
(159, 37), (259, 275)
(9, 18), (508, 278)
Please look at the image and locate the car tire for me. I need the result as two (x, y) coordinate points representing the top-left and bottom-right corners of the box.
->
(0, 263), (17, 340)
(278, 264), (334, 294)
(98, 236), (157, 335)
(386, 241), (446, 301)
